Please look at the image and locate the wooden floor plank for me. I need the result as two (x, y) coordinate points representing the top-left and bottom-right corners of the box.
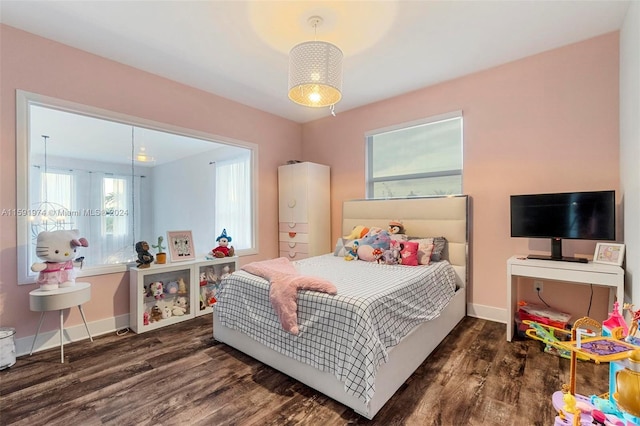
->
(0, 315), (610, 425)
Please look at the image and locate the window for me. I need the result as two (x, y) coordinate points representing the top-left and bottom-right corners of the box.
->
(16, 90), (257, 284)
(366, 111), (463, 198)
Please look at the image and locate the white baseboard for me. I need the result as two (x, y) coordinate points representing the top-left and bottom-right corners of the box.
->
(467, 302), (506, 324)
(15, 314), (130, 357)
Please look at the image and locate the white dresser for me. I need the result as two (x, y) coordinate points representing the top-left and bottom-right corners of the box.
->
(278, 162), (330, 260)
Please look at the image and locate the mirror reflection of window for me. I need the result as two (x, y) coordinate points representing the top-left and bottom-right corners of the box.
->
(17, 90), (256, 284)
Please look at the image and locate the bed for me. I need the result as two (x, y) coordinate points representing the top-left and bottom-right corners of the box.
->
(213, 196), (469, 419)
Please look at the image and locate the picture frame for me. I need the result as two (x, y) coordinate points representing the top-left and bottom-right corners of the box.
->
(167, 230), (195, 262)
(593, 242), (625, 266)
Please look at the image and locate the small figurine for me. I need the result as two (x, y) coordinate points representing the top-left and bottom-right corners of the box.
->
(135, 241), (154, 268)
(211, 229), (235, 258)
(177, 277), (188, 294)
(31, 229), (89, 290)
(388, 220), (405, 235)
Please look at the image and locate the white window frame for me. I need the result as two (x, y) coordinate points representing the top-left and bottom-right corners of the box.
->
(365, 110), (463, 199)
(16, 90), (258, 284)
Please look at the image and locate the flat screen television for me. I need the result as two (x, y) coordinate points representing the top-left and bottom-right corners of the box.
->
(510, 190), (615, 263)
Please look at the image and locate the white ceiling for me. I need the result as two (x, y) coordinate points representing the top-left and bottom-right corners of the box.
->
(0, 1), (631, 124)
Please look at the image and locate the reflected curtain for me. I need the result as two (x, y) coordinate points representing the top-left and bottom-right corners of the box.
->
(214, 153), (251, 249)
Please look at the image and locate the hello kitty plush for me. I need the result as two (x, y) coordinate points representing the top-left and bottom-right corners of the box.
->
(31, 229), (89, 291)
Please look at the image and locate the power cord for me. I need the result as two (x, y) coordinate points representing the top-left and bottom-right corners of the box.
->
(586, 284), (593, 317)
(537, 288), (551, 308)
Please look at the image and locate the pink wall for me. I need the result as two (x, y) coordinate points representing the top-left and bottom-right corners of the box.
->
(303, 33), (620, 323)
(0, 25), (302, 338)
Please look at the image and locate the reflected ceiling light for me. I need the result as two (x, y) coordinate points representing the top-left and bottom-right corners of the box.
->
(288, 16), (343, 111)
(135, 146), (155, 163)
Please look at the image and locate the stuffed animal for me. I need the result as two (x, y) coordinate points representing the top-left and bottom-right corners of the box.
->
(199, 272), (207, 287)
(164, 281), (179, 294)
(344, 241), (359, 261)
(357, 230), (392, 262)
(135, 241), (154, 268)
(388, 220), (405, 235)
(143, 311), (150, 326)
(31, 229), (89, 290)
(173, 296), (188, 316)
(177, 277), (187, 294)
(149, 305), (163, 322)
(162, 305), (172, 319)
(211, 229), (235, 258)
(220, 265), (231, 280)
(343, 225), (370, 240)
(147, 281), (164, 299)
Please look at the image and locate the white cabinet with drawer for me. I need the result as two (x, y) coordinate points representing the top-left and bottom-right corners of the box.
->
(278, 162), (330, 259)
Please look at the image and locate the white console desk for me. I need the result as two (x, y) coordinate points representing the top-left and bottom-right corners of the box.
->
(506, 256), (624, 342)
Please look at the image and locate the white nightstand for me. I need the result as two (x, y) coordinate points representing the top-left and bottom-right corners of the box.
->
(29, 282), (93, 363)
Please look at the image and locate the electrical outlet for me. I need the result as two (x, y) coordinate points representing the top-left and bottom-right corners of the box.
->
(534, 280), (543, 293)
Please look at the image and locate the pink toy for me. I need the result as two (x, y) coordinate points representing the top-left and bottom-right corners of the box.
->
(31, 229), (89, 290)
(603, 301), (629, 337)
(147, 281), (164, 299)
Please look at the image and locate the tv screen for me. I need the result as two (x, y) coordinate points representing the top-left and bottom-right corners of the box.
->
(510, 190), (615, 241)
(511, 190), (616, 263)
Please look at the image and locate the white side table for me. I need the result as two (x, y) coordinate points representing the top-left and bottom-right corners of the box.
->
(29, 282), (93, 363)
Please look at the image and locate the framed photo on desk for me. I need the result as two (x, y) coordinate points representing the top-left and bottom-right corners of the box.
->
(593, 242), (625, 266)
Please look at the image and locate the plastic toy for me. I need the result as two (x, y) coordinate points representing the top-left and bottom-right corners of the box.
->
(31, 229), (89, 290)
(551, 314), (640, 426)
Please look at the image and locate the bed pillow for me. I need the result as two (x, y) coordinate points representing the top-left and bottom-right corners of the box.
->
(409, 236), (447, 261)
(400, 241), (419, 266)
(334, 237), (356, 257)
(411, 239), (435, 265)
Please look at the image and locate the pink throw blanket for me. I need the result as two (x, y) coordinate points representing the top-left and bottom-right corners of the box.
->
(242, 257), (337, 335)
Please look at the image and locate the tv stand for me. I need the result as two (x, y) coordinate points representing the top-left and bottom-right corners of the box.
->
(506, 255), (624, 342)
(526, 254), (588, 264)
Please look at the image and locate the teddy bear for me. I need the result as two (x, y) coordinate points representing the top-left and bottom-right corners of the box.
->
(31, 229), (89, 290)
(211, 228), (235, 258)
(172, 296), (188, 316)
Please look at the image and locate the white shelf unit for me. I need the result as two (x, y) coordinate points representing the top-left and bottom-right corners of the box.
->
(129, 257), (238, 333)
(506, 255), (624, 342)
(195, 257), (238, 316)
(278, 162), (330, 260)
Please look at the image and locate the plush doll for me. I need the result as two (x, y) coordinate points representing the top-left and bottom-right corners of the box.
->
(344, 241), (359, 261)
(149, 305), (163, 322)
(211, 229), (235, 258)
(177, 277), (188, 294)
(388, 220), (405, 235)
(143, 311), (150, 326)
(343, 225), (370, 240)
(164, 281), (179, 294)
(173, 296), (188, 316)
(357, 230), (392, 262)
(147, 281), (164, 299)
(220, 265), (231, 280)
(135, 241), (154, 268)
(31, 229), (89, 290)
(199, 272), (207, 287)
(162, 305), (172, 319)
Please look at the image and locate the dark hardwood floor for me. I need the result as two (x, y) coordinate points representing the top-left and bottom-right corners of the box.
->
(0, 316), (609, 425)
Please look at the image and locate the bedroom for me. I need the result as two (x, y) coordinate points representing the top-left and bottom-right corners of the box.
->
(0, 0), (639, 424)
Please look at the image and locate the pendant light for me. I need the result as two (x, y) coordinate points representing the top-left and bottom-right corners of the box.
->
(288, 16), (343, 110)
